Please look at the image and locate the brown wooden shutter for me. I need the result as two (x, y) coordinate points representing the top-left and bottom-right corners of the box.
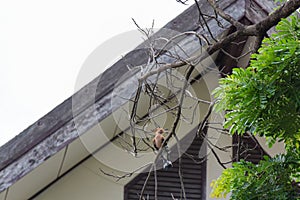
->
(233, 133), (269, 164)
(124, 135), (206, 200)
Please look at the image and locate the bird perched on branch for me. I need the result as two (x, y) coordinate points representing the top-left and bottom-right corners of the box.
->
(153, 128), (166, 150)
(152, 128), (173, 170)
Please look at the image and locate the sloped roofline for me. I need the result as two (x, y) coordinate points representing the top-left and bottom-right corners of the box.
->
(0, 0), (276, 193)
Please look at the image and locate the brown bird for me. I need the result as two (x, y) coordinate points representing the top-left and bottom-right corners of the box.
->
(152, 128), (166, 150)
(152, 128), (173, 170)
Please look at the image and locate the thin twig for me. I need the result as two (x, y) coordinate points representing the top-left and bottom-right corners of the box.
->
(174, 135), (187, 200)
(207, 142), (227, 169)
(194, 0), (218, 42)
(197, 101), (215, 137)
(207, 0), (245, 30)
(99, 163), (152, 181)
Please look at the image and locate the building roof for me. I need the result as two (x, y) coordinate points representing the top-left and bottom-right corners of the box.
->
(0, 0), (277, 198)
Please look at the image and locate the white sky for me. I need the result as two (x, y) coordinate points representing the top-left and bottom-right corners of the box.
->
(0, 1), (188, 146)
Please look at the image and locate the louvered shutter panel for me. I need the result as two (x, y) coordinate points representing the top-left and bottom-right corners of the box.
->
(233, 133), (269, 164)
(124, 136), (205, 200)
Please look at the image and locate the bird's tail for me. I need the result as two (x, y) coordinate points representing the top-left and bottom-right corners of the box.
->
(161, 146), (173, 170)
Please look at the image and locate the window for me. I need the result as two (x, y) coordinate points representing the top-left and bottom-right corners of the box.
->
(124, 134), (206, 200)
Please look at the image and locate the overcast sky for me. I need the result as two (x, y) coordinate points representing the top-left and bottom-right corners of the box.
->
(0, 1), (188, 146)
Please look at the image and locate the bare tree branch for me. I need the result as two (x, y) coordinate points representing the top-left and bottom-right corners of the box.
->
(207, 0), (245, 30)
(197, 101), (215, 137)
(103, 1), (300, 198)
(174, 135), (187, 200)
(99, 163), (152, 181)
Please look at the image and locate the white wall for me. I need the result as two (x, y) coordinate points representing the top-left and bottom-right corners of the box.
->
(35, 157), (124, 200)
